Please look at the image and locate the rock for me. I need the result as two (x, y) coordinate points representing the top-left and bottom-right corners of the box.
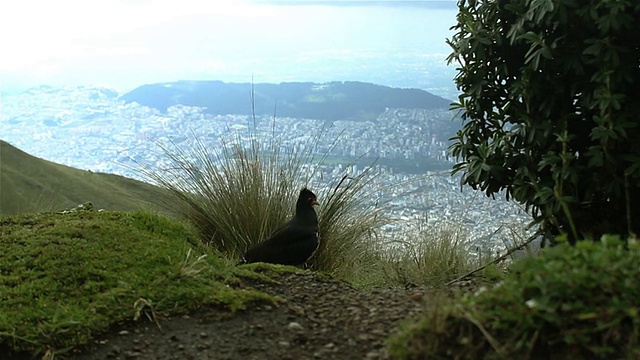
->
(288, 322), (304, 331)
(366, 351), (380, 358)
(123, 350), (141, 359)
(196, 342), (211, 350)
(106, 346), (121, 358)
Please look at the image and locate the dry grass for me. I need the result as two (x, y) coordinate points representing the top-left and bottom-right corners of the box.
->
(138, 127), (389, 276)
(311, 168), (390, 277)
(379, 222), (478, 286)
(138, 134), (307, 259)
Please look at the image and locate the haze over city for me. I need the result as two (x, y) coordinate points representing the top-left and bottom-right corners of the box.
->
(1, 0), (459, 95)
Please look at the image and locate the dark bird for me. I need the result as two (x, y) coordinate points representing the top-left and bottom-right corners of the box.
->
(243, 188), (320, 266)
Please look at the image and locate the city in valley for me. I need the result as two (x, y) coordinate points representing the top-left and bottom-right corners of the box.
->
(1, 84), (534, 255)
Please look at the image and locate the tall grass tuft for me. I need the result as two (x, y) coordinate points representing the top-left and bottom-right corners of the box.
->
(382, 222), (475, 286)
(139, 127), (389, 276)
(311, 167), (390, 278)
(139, 133), (308, 260)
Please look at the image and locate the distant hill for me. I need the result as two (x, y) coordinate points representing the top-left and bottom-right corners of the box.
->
(121, 81), (452, 121)
(0, 140), (170, 216)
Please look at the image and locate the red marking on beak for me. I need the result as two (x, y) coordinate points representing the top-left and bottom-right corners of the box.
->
(311, 198), (319, 206)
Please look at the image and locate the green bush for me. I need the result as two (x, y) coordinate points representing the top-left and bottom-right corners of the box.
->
(388, 236), (640, 359)
(447, 0), (640, 242)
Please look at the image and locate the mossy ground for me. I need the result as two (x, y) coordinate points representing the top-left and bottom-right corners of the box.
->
(5, 206), (638, 360)
(0, 210), (282, 358)
(387, 237), (640, 359)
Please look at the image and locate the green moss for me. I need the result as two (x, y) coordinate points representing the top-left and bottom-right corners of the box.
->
(237, 262), (302, 278)
(0, 210), (278, 357)
(388, 236), (640, 359)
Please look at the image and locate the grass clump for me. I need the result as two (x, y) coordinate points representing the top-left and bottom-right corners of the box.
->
(387, 235), (640, 359)
(312, 171), (388, 278)
(0, 210), (277, 358)
(140, 132), (389, 278)
(140, 135), (313, 261)
(378, 222), (479, 287)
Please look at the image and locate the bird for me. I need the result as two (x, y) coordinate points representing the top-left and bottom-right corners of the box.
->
(243, 188), (320, 266)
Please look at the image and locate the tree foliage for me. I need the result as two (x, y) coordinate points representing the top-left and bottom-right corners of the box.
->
(447, 0), (640, 243)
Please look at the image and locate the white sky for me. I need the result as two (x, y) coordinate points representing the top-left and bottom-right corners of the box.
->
(0, 0), (457, 92)
(1, 1), (268, 71)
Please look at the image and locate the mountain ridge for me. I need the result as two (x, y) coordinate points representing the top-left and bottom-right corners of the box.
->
(121, 80), (452, 121)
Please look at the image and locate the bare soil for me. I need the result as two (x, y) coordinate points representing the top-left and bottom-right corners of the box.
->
(68, 271), (429, 360)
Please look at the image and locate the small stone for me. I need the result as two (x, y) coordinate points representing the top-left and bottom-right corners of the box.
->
(366, 351), (380, 358)
(197, 342), (211, 350)
(287, 322), (304, 331)
(118, 330), (129, 336)
(106, 346), (121, 358)
(124, 351), (141, 359)
(199, 332), (208, 338)
(278, 341), (290, 347)
(177, 344), (185, 350)
(292, 332), (309, 344)
(410, 293), (423, 302)
(324, 342), (335, 349)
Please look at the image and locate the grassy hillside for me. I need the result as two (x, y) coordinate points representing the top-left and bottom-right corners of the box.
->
(0, 140), (169, 216)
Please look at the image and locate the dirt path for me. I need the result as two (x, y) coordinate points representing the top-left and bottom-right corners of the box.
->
(70, 271), (427, 360)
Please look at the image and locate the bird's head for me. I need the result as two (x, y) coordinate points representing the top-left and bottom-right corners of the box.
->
(299, 188), (319, 207)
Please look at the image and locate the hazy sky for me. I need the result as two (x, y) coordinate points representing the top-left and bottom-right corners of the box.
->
(0, 0), (458, 93)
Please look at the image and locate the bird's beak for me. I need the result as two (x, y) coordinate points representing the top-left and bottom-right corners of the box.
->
(311, 198), (319, 206)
